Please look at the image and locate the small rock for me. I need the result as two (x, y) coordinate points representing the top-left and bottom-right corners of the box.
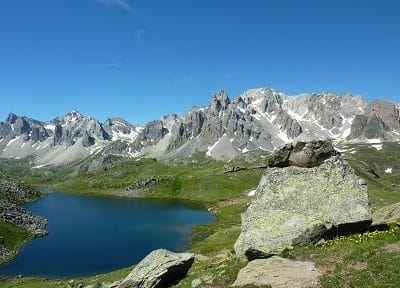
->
(191, 278), (202, 288)
(194, 254), (210, 262)
(315, 239), (326, 247)
(200, 275), (213, 284)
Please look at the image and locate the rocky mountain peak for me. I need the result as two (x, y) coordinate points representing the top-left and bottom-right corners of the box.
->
(0, 87), (399, 165)
(6, 113), (18, 124)
(210, 90), (230, 112)
(367, 100), (400, 130)
(241, 88), (284, 114)
(61, 110), (84, 123)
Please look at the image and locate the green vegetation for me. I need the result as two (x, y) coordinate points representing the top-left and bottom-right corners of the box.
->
(35, 158), (264, 205)
(0, 221), (33, 265)
(285, 226), (400, 288)
(1, 143), (400, 287)
(1, 157), (264, 287)
(344, 142), (400, 210)
(0, 265), (133, 288)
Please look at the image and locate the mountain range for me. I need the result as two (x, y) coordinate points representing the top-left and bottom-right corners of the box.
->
(1, 87), (399, 167)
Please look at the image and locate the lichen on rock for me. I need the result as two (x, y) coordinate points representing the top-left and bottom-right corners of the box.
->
(235, 150), (371, 260)
(118, 249), (194, 288)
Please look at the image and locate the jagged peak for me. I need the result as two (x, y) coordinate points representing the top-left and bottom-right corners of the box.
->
(61, 110), (84, 123)
(6, 112), (18, 123)
(210, 90), (230, 112)
(105, 117), (134, 127)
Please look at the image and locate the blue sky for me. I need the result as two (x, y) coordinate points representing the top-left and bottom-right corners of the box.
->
(0, 0), (399, 125)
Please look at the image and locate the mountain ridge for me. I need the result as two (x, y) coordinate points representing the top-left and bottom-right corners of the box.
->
(1, 87), (399, 166)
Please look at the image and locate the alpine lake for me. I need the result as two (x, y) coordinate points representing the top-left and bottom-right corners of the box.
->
(0, 191), (214, 278)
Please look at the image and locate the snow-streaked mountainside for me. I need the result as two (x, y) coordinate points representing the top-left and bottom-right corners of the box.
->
(1, 87), (399, 166)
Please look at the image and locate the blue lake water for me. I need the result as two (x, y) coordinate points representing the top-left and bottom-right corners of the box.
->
(0, 191), (214, 278)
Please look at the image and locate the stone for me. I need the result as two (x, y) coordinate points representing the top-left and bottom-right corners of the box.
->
(232, 256), (321, 288)
(235, 155), (371, 259)
(0, 200), (48, 236)
(223, 166), (247, 174)
(268, 140), (337, 168)
(124, 176), (171, 193)
(191, 278), (202, 288)
(0, 245), (11, 260)
(118, 249), (195, 288)
(371, 202), (400, 227)
(0, 176), (42, 203)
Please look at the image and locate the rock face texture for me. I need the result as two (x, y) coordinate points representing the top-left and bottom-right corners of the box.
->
(118, 249), (195, 288)
(0, 176), (41, 203)
(0, 176), (48, 236)
(371, 202), (400, 227)
(235, 145), (371, 260)
(0, 245), (11, 261)
(0, 200), (47, 236)
(268, 140), (338, 168)
(232, 256), (321, 288)
(348, 100), (400, 140)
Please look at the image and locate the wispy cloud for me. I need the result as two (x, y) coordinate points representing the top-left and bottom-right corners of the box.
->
(99, 0), (133, 13)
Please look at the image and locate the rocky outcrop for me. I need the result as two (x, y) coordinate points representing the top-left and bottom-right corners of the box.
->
(348, 100), (400, 140)
(268, 140), (338, 168)
(235, 154), (371, 260)
(371, 202), (400, 228)
(0, 245), (12, 260)
(124, 176), (171, 193)
(118, 249), (194, 288)
(0, 200), (47, 236)
(223, 166), (247, 174)
(367, 100), (400, 130)
(0, 176), (41, 203)
(348, 114), (389, 140)
(232, 256), (321, 287)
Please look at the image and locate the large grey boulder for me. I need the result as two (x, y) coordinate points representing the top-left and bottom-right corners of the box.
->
(235, 155), (371, 259)
(371, 202), (400, 227)
(118, 249), (195, 288)
(232, 256), (321, 287)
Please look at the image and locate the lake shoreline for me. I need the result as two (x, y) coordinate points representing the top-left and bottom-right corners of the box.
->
(0, 189), (214, 279)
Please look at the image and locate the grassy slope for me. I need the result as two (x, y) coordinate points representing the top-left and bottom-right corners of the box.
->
(0, 221), (33, 266)
(2, 143), (400, 287)
(344, 142), (400, 210)
(0, 265), (134, 288)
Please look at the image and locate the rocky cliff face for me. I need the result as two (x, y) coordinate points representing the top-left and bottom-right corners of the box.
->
(0, 87), (399, 166)
(348, 100), (400, 140)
